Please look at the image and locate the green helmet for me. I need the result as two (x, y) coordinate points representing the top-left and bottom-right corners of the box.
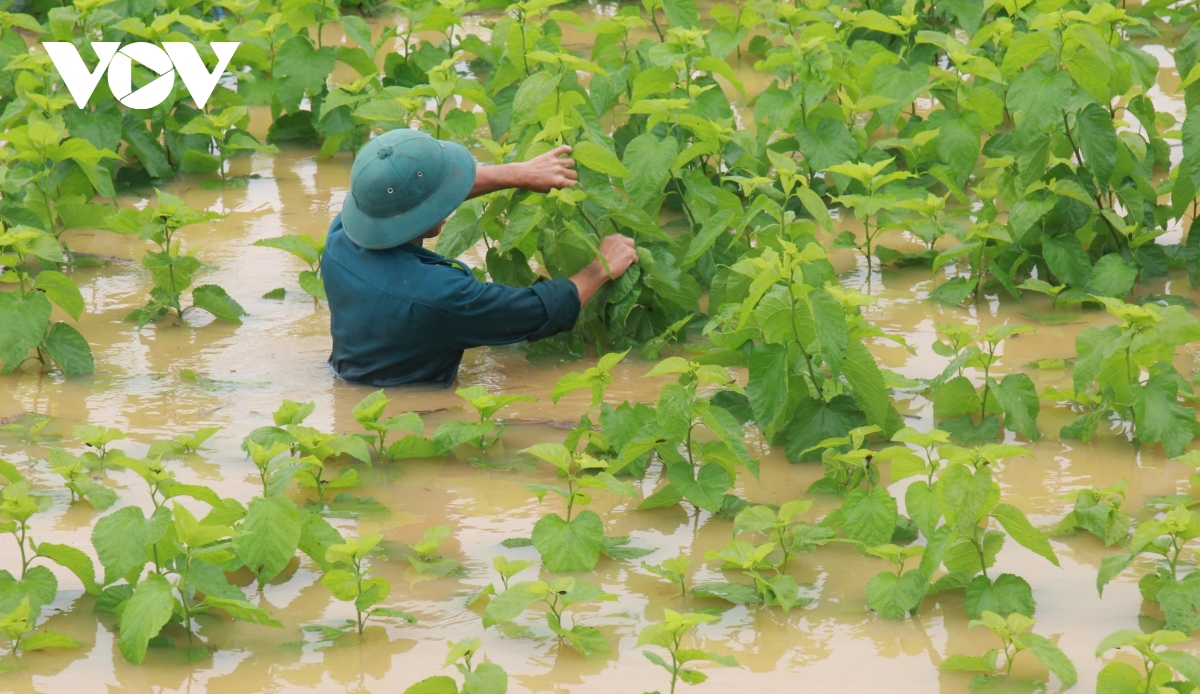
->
(340, 129), (476, 250)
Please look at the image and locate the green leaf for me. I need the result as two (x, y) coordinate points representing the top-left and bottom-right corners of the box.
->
(964, 573), (1035, 620)
(1157, 573), (1200, 634)
(191, 285), (245, 323)
(91, 505), (155, 584)
(906, 481), (943, 537)
(666, 463), (732, 514)
(662, 0), (700, 28)
(866, 570), (927, 620)
(1086, 254), (1136, 299)
(19, 630), (81, 652)
(234, 497), (301, 583)
(991, 373), (1040, 441)
(0, 291), (51, 374)
(43, 322), (93, 376)
(1158, 649), (1200, 685)
(117, 573), (173, 664)
(35, 543), (98, 594)
(1133, 376), (1195, 458)
(843, 341), (901, 436)
(33, 271), (83, 321)
(842, 487), (898, 548)
(572, 141), (631, 178)
(298, 270), (326, 300)
(512, 71), (560, 116)
(939, 464), (999, 534)
(934, 376), (983, 419)
(930, 276), (978, 305)
(623, 133), (677, 212)
(252, 235), (322, 267)
(990, 503), (1058, 566)
(1074, 103), (1117, 185)
(940, 652), (999, 673)
(482, 582), (543, 627)
(200, 596), (283, 628)
(531, 510), (605, 573)
(1015, 632), (1077, 688)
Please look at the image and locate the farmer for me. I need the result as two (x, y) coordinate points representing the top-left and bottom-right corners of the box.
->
(322, 129), (638, 387)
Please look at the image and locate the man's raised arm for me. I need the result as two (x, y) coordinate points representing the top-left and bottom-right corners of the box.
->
(468, 145), (578, 198)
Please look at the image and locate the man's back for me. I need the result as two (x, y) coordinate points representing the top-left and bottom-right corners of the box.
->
(322, 213), (581, 387)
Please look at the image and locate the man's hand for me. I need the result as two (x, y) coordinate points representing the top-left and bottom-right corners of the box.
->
(569, 234), (638, 306)
(519, 145), (578, 193)
(593, 234), (637, 279)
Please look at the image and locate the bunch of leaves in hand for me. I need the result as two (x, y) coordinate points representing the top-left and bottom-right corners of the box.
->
(253, 233), (328, 301)
(1044, 297), (1200, 457)
(403, 637), (508, 694)
(1052, 480), (1131, 548)
(1095, 628), (1200, 693)
(523, 442), (640, 573)
(0, 225), (93, 375)
(639, 609), (737, 694)
(351, 389), (425, 462)
(482, 576), (615, 656)
(939, 611), (1077, 692)
(110, 190), (245, 327)
(315, 533), (415, 642)
(926, 324), (1041, 445)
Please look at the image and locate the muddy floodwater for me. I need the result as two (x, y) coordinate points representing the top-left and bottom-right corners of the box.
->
(3, 6), (1200, 694)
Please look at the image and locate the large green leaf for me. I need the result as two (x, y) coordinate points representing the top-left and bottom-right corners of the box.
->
(572, 141), (631, 178)
(842, 341), (901, 436)
(1006, 67), (1071, 135)
(117, 573), (174, 664)
(191, 285), (245, 323)
(33, 271), (83, 321)
(1158, 572), (1200, 634)
(531, 510), (605, 573)
(43, 322), (93, 376)
(939, 464), (998, 535)
(990, 373), (1040, 441)
(784, 395), (867, 462)
(841, 487), (898, 548)
(866, 570), (927, 620)
(1132, 376), (1195, 457)
(36, 542), (98, 594)
(1074, 103), (1117, 186)
(234, 497), (301, 583)
(1015, 631), (1078, 688)
(991, 503), (1059, 566)
(662, 0), (700, 28)
(747, 343), (789, 436)
(622, 133), (676, 212)
(934, 376), (982, 419)
(964, 573), (1035, 619)
(92, 506), (157, 584)
(0, 291), (51, 374)
(665, 462), (732, 514)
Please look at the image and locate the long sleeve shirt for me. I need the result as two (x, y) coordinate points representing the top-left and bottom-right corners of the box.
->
(321, 213), (581, 387)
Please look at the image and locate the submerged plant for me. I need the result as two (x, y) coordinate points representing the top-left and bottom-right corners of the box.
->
(483, 576), (616, 656)
(403, 637), (509, 694)
(940, 611), (1077, 691)
(638, 609), (738, 694)
(317, 533), (415, 640)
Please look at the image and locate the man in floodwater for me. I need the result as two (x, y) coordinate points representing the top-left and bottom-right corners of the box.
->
(321, 129), (638, 387)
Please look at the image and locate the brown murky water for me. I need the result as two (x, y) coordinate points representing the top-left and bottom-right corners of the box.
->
(2, 7), (1199, 694)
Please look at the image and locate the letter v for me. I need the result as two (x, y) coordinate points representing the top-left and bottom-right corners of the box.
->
(163, 42), (240, 109)
(44, 42), (120, 108)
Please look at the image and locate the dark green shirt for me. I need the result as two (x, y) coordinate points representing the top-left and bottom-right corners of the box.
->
(322, 213), (581, 387)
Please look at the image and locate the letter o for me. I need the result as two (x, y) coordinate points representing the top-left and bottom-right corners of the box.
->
(108, 42), (175, 109)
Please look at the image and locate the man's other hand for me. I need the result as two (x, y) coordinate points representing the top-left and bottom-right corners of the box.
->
(569, 234), (638, 306)
(596, 234), (637, 280)
(521, 145), (578, 193)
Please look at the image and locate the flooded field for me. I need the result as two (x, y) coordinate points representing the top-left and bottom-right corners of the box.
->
(2, 1), (1200, 693)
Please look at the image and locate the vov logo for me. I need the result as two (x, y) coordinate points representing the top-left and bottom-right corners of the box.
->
(44, 42), (239, 110)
